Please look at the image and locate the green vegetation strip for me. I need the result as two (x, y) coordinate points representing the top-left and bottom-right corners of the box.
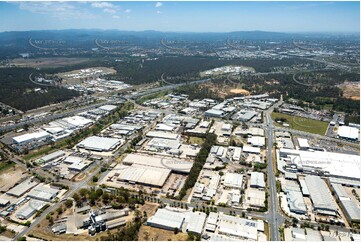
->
(271, 112), (328, 135)
(0, 161), (15, 173)
(178, 133), (217, 199)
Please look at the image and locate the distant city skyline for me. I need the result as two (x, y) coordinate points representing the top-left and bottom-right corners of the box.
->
(0, 1), (359, 33)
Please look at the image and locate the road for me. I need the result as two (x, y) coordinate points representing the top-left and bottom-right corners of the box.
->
(265, 109), (284, 241)
(1, 78), (210, 134)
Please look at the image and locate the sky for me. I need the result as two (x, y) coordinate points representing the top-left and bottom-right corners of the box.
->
(0, 1), (359, 33)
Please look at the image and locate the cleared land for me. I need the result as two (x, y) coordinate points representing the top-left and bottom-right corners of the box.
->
(11, 58), (90, 68)
(0, 163), (26, 192)
(271, 112), (329, 135)
(340, 83), (360, 100)
(138, 225), (188, 241)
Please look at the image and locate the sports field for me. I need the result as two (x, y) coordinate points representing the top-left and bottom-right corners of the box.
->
(271, 112), (329, 135)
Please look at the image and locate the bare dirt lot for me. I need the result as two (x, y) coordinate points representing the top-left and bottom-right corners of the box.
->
(10, 58), (91, 68)
(339, 82), (360, 100)
(0, 165), (27, 192)
(229, 88), (250, 95)
(200, 82), (250, 99)
(138, 225), (188, 241)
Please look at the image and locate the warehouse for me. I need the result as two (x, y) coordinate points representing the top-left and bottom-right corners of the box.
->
(146, 131), (179, 140)
(205, 212), (218, 232)
(77, 136), (122, 152)
(12, 130), (51, 145)
(147, 209), (185, 230)
(247, 136), (265, 147)
(304, 175), (339, 216)
(122, 153), (193, 174)
(247, 127), (265, 137)
(250, 172), (265, 189)
(186, 212), (207, 235)
(155, 123), (176, 132)
(223, 173), (243, 189)
(27, 184), (59, 202)
(62, 115), (93, 128)
(286, 189), (307, 215)
(217, 214), (260, 240)
(245, 188), (265, 208)
(37, 150), (65, 164)
(331, 183), (360, 223)
(280, 148), (360, 180)
(232, 110), (258, 122)
(6, 178), (38, 197)
(146, 138), (181, 151)
(242, 145), (261, 154)
(115, 164), (171, 188)
(99, 105), (117, 112)
(16, 199), (47, 220)
(337, 125), (359, 141)
(205, 109), (225, 118)
(297, 138), (310, 150)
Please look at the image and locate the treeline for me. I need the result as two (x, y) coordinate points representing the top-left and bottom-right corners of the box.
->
(178, 133), (217, 199)
(0, 67), (79, 111)
(176, 84), (222, 101)
(109, 56), (308, 85)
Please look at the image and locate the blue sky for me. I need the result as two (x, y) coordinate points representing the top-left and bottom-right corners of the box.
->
(0, 1), (359, 33)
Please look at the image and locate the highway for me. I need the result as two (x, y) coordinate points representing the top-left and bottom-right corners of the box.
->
(1, 78), (210, 134)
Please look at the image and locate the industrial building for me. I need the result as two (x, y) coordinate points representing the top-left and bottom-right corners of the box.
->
(16, 199), (47, 220)
(279, 148), (360, 180)
(331, 183), (360, 223)
(37, 150), (65, 164)
(223, 173), (243, 189)
(217, 214), (261, 240)
(146, 131), (179, 140)
(337, 125), (359, 141)
(146, 138), (181, 151)
(122, 153), (193, 174)
(304, 176), (339, 216)
(247, 136), (265, 147)
(6, 178), (39, 198)
(297, 138), (310, 150)
(12, 130), (51, 145)
(250, 172), (265, 189)
(283, 180), (307, 215)
(147, 209), (185, 231)
(77, 136), (123, 152)
(111, 164), (170, 188)
(205, 109), (225, 118)
(185, 212), (207, 235)
(27, 184), (59, 202)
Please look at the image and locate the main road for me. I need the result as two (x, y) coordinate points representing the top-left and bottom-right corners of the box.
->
(1, 78), (210, 134)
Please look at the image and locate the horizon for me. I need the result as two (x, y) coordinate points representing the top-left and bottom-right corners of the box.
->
(0, 1), (359, 33)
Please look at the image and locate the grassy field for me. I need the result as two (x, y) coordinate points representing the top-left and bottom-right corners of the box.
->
(188, 136), (205, 146)
(0, 161), (15, 173)
(271, 112), (328, 135)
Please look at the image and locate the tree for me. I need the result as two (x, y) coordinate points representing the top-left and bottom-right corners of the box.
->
(65, 199), (73, 208)
(174, 227), (179, 234)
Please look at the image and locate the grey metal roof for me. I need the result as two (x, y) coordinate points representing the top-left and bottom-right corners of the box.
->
(304, 175), (338, 213)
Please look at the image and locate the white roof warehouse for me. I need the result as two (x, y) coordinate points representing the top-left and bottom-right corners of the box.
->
(77, 136), (122, 152)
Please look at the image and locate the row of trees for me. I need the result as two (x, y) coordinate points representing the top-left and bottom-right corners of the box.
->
(178, 133), (217, 199)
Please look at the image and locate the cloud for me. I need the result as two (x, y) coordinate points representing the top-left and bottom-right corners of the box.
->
(104, 8), (116, 14)
(124, 9), (131, 13)
(112, 15), (120, 19)
(156, 10), (162, 14)
(91, 2), (120, 16)
(91, 2), (114, 9)
(16, 2), (94, 19)
(155, 2), (162, 8)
